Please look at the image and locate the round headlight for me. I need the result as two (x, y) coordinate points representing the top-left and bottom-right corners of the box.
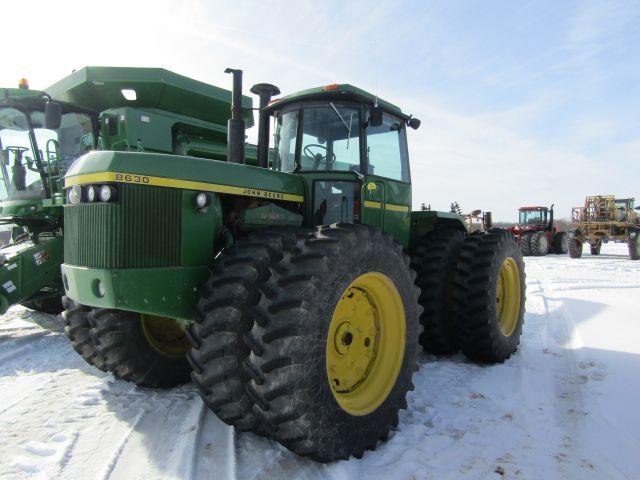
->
(195, 192), (208, 208)
(99, 185), (113, 202)
(67, 185), (82, 204)
(87, 185), (97, 202)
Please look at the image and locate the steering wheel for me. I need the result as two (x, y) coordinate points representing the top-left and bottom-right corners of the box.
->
(303, 144), (336, 170)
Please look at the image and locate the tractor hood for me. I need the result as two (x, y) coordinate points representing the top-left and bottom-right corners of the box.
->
(64, 151), (305, 203)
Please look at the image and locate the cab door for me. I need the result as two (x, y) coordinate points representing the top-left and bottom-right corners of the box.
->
(362, 112), (412, 247)
(361, 179), (385, 229)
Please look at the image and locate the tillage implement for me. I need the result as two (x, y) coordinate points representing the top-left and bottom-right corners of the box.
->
(61, 69), (527, 462)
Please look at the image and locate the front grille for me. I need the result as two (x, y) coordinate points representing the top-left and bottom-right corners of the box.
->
(64, 184), (181, 268)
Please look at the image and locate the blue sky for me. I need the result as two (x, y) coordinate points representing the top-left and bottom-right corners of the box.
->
(4, 0), (639, 220)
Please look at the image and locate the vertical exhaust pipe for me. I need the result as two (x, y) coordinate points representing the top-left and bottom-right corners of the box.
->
(225, 68), (245, 164)
(250, 83), (280, 168)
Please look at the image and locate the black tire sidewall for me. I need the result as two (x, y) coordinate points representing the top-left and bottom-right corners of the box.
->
(484, 237), (526, 354)
(306, 233), (419, 457)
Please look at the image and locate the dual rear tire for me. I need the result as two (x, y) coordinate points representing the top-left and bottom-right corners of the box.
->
(413, 228), (525, 362)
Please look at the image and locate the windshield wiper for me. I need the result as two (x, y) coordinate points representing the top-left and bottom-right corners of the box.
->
(329, 102), (353, 149)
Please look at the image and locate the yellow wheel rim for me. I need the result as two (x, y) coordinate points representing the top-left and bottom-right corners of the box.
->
(326, 272), (406, 416)
(141, 314), (191, 357)
(496, 257), (522, 337)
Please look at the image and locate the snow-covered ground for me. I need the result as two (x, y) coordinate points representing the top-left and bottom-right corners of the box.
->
(1, 242), (638, 480)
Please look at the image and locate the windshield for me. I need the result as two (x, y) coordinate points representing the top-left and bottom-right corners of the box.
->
(519, 209), (547, 225)
(273, 105), (360, 173)
(0, 107), (94, 201)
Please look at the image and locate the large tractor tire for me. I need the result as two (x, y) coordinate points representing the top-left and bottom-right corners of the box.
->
(63, 298), (107, 371)
(529, 231), (549, 256)
(243, 224), (420, 462)
(89, 309), (191, 388)
(410, 228), (466, 354)
(187, 229), (301, 434)
(22, 296), (64, 315)
(629, 232), (640, 260)
(590, 241), (602, 256)
(552, 232), (568, 254)
(452, 229), (526, 363)
(568, 233), (583, 258)
(519, 232), (532, 256)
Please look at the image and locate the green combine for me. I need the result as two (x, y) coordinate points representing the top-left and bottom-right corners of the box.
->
(61, 69), (526, 462)
(0, 67), (254, 316)
(0, 83), (96, 313)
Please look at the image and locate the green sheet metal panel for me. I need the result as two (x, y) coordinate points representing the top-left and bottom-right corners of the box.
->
(45, 67), (253, 127)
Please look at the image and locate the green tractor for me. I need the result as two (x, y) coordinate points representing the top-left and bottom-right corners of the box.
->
(61, 69), (526, 462)
(0, 67), (255, 317)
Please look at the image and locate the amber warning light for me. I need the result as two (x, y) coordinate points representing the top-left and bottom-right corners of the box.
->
(322, 84), (340, 91)
(18, 78), (29, 89)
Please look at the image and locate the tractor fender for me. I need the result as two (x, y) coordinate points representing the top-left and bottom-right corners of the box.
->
(409, 210), (467, 250)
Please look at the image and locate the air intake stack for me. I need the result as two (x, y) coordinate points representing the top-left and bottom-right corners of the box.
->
(250, 83), (280, 168)
(225, 68), (245, 164)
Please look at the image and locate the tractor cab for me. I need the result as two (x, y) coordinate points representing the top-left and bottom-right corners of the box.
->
(0, 88), (97, 213)
(264, 83), (420, 245)
(614, 198), (638, 222)
(518, 206), (548, 227)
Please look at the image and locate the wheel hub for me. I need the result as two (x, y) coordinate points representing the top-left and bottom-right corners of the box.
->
(326, 272), (406, 416)
(141, 314), (191, 357)
(328, 288), (378, 392)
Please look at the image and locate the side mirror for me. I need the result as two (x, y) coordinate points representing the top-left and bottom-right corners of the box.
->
(369, 106), (383, 127)
(44, 101), (62, 130)
(408, 117), (421, 130)
(635, 206), (640, 211)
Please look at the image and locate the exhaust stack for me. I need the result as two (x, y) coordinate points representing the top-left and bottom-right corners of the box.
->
(225, 68), (245, 164)
(250, 83), (280, 168)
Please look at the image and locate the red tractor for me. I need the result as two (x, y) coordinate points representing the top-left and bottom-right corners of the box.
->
(506, 205), (568, 256)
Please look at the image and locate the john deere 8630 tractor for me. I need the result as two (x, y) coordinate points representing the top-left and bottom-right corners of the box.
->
(61, 69), (526, 462)
(0, 67), (255, 318)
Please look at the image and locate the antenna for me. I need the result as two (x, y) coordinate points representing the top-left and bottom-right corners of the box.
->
(373, 39), (379, 107)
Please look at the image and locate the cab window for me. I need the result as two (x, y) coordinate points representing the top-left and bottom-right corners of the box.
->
(273, 105), (360, 173)
(366, 113), (409, 182)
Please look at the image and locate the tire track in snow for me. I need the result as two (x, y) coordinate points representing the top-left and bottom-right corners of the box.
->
(98, 406), (147, 480)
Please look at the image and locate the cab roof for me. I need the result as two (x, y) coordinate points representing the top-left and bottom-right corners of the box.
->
(519, 206), (547, 211)
(268, 84), (408, 119)
(45, 66), (253, 127)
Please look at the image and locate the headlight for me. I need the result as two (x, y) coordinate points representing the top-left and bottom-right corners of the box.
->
(99, 185), (116, 202)
(87, 185), (98, 202)
(195, 192), (209, 208)
(67, 185), (82, 204)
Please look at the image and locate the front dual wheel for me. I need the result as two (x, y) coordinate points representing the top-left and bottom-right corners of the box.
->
(63, 304), (192, 388)
(189, 224), (420, 462)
